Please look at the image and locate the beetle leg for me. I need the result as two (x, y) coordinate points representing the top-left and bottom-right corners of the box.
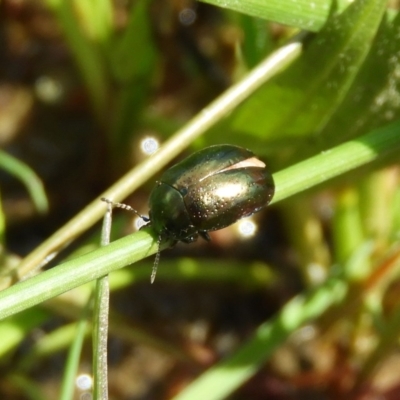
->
(181, 233), (199, 243)
(199, 231), (211, 241)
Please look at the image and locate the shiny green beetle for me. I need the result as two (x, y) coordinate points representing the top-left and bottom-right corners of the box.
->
(149, 144), (275, 245)
(103, 144), (274, 282)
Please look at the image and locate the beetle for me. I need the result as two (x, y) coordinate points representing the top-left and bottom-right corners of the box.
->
(102, 144), (275, 282)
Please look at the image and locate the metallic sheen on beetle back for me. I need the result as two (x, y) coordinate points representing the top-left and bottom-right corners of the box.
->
(148, 144), (274, 243)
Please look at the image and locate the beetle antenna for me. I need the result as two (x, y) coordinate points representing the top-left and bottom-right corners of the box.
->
(150, 234), (163, 284)
(101, 197), (149, 221)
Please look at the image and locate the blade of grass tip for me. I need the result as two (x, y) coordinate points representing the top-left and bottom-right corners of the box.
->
(13, 35), (302, 286)
(0, 150), (48, 214)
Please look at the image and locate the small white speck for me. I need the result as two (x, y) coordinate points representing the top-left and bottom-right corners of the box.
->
(140, 137), (159, 155)
(237, 219), (257, 238)
(76, 374), (93, 391)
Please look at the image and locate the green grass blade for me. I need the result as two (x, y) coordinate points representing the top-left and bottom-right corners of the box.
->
(73, 0), (113, 47)
(92, 207), (111, 399)
(233, 0), (387, 143)
(0, 150), (49, 214)
(321, 12), (400, 141)
(0, 229), (156, 320)
(271, 119), (400, 204)
(200, 0), (351, 32)
(59, 296), (92, 400)
(44, 0), (109, 122)
(0, 309), (49, 357)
